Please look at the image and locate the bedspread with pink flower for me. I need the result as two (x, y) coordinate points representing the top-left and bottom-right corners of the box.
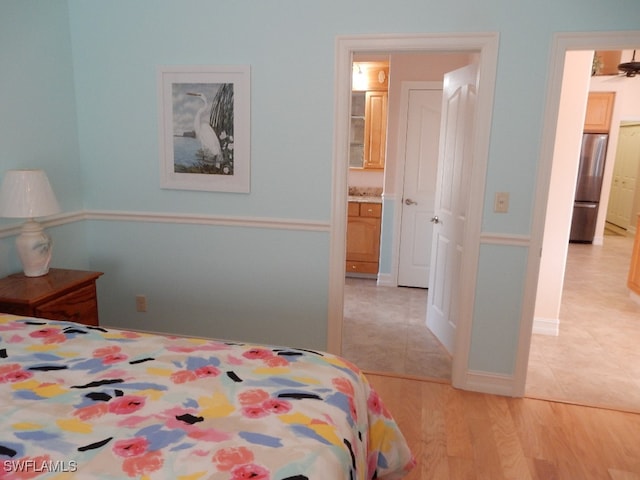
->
(0, 314), (415, 479)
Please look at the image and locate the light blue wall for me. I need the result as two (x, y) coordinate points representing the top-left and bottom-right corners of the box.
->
(379, 199), (395, 275)
(87, 221), (329, 346)
(470, 244), (529, 374)
(67, 1), (333, 220)
(0, 0), (88, 277)
(3, 0), (640, 370)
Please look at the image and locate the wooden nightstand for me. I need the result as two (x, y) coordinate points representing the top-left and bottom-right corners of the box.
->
(0, 269), (103, 326)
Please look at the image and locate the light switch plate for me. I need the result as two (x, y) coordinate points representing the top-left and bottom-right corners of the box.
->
(494, 192), (509, 213)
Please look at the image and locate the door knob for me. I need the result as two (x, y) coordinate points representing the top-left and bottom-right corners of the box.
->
(430, 215), (441, 224)
(405, 198), (418, 205)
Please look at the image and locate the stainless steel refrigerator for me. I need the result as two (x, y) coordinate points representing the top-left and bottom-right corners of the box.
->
(569, 133), (609, 243)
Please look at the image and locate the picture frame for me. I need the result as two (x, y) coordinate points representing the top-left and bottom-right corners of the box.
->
(158, 65), (250, 193)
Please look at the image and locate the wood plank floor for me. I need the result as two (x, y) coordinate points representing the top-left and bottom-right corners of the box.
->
(368, 373), (640, 480)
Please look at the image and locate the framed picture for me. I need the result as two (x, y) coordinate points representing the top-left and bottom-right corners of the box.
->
(158, 65), (250, 193)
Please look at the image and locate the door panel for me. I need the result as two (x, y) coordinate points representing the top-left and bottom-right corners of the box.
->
(398, 88), (443, 287)
(426, 63), (478, 354)
(607, 125), (640, 229)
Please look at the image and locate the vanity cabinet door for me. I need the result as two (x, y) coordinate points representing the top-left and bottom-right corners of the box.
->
(346, 202), (381, 274)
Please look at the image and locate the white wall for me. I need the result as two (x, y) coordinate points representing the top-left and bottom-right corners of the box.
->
(534, 51), (592, 334)
(534, 50), (640, 333)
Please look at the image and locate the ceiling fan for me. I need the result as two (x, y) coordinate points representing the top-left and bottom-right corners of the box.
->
(618, 50), (640, 77)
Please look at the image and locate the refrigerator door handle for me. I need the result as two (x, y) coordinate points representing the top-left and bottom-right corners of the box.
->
(574, 203), (597, 208)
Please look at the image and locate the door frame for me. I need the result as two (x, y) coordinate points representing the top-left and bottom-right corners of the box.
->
(392, 81), (443, 288)
(516, 30), (640, 396)
(328, 33), (499, 390)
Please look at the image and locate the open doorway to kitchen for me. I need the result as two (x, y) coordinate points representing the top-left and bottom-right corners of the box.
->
(527, 44), (640, 412)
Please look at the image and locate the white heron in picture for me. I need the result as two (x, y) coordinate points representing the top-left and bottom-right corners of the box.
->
(186, 92), (222, 160)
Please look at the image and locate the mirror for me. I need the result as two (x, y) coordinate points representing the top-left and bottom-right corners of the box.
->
(349, 92), (366, 168)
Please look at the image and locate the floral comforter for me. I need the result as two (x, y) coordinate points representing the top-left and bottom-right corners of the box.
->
(0, 314), (414, 479)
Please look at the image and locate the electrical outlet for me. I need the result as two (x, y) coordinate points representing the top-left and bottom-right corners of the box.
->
(494, 192), (509, 213)
(135, 295), (147, 312)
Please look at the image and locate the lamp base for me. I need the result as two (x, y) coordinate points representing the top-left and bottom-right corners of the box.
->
(15, 220), (53, 277)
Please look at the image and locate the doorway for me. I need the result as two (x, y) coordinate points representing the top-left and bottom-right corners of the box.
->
(607, 123), (640, 231)
(515, 32), (640, 398)
(328, 33), (499, 391)
(526, 44), (640, 409)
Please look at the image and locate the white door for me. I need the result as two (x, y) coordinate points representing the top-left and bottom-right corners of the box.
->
(607, 124), (640, 230)
(426, 63), (479, 354)
(398, 87), (443, 288)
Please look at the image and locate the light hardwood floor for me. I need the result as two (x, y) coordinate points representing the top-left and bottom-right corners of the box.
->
(343, 230), (640, 413)
(368, 372), (640, 479)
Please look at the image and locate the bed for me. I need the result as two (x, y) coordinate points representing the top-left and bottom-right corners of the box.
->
(0, 314), (415, 479)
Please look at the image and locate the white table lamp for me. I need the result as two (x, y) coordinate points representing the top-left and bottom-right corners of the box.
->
(0, 169), (61, 277)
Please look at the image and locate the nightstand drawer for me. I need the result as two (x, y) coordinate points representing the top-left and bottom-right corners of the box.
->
(0, 269), (103, 327)
(34, 283), (99, 326)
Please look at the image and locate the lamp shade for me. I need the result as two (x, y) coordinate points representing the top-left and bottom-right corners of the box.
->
(0, 169), (61, 218)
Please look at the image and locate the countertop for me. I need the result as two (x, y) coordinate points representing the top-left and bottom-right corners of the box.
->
(348, 195), (382, 204)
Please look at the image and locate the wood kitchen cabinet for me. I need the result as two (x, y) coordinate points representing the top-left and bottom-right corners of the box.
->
(592, 50), (622, 76)
(628, 214), (640, 296)
(0, 269), (103, 326)
(346, 202), (382, 275)
(584, 91), (615, 133)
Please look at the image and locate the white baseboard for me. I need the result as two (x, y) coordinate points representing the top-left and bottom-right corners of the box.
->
(460, 370), (516, 396)
(532, 316), (559, 336)
(376, 272), (395, 286)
